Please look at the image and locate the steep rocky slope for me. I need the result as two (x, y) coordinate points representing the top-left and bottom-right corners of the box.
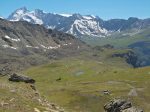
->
(0, 18), (88, 74)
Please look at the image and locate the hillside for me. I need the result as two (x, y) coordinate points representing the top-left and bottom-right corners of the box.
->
(0, 18), (88, 74)
(0, 75), (65, 112)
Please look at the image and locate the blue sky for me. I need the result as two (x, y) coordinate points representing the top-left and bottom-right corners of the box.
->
(0, 0), (150, 20)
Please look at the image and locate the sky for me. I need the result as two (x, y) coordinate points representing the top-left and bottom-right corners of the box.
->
(0, 0), (150, 20)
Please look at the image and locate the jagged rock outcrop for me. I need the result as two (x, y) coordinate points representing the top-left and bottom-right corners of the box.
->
(128, 41), (150, 67)
(112, 51), (139, 67)
(9, 73), (35, 83)
(104, 99), (143, 112)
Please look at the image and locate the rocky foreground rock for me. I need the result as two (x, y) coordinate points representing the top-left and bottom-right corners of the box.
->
(8, 73), (35, 83)
(104, 99), (143, 112)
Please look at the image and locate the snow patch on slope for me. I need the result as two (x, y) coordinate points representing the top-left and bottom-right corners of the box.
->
(26, 45), (39, 49)
(5, 35), (20, 42)
(2, 45), (18, 49)
(25, 12), (43, 24)
(40, 44), (61, 50)
(67, 19), (108, 37)
(83, 16), (93, 20)
(58, 14), (72, 17)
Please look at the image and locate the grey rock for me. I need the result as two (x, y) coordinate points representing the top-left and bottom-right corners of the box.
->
(122, 107), (143, 112)
(9, 73), (35, 83)
(104, 99), (143, 112)
(102, 90), (111, 95)
(104, 99), (132, 112)
(128, 89), (138, 97)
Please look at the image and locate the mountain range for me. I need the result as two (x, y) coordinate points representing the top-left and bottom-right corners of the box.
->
(7, 7), (150, 38)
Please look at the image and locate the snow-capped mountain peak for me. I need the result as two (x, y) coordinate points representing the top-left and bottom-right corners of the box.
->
(8, 7), (28, 21)
(8, 7), (43, 25)
(16, 7), (28, 14)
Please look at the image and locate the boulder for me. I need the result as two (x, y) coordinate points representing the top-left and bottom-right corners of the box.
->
(9, 73), (35, 84)
(122, 107), (143, 112)
(104, 99), (143, 112)
(56, 77), (61, 81)
(104, 99), (132, 112)
(102, 90), (111, 95)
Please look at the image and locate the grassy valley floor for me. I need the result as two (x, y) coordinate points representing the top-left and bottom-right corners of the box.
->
(1, 48), (150, 112)
(22, 51), (150, 112)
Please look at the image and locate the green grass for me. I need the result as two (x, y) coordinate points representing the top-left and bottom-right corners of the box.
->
(0, 76), (48, 112)
(22, 50), (150, 112)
